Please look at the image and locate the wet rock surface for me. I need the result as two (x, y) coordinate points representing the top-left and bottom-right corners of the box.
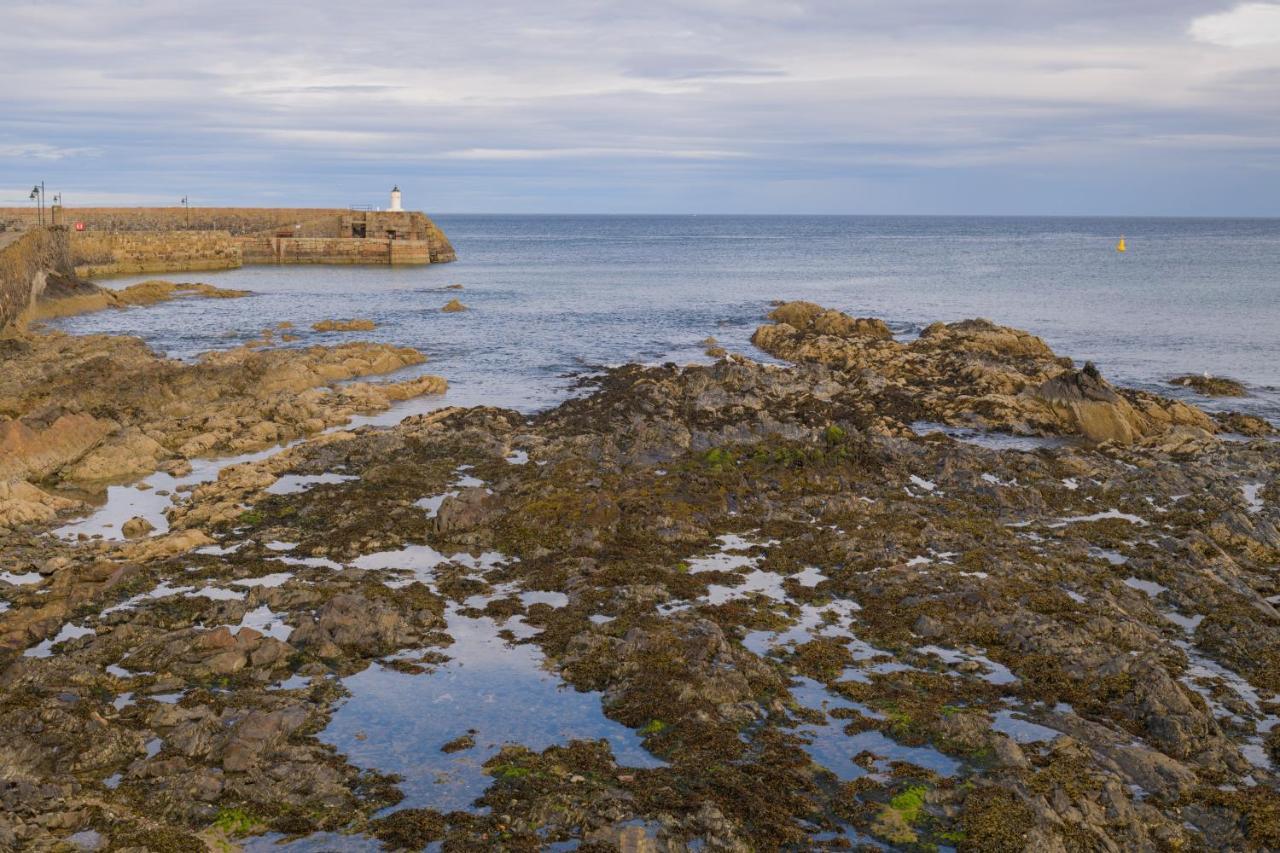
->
(1172, 374), (1249, 398)
(0, 324), (447, 532)
(1, 302), (1278, 850)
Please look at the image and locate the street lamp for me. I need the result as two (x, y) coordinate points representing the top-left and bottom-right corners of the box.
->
(181, 195), (189, 227)
(51, 193), (61, 226)
(29, 184), (44, 226)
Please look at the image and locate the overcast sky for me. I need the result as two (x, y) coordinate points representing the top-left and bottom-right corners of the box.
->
(2, 1), (1278, 214)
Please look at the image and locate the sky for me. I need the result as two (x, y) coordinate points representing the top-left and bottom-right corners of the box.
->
(1, 1), (1279, 215)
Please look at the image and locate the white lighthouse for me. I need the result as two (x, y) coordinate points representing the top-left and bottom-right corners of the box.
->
(389, 186), (403, 212)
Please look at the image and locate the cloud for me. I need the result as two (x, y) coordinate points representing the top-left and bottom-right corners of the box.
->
(257, 129), (400, 146)
(0, 143), (100, 161)
(1190, 3), (1280, 47)
(0, 1), (1277, 213)
(438, 147), (747, 161)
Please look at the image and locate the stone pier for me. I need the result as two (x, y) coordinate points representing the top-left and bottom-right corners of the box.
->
(0, 206), (455, 278)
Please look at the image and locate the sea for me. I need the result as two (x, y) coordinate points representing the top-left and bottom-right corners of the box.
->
(49, 215), (1280, 423)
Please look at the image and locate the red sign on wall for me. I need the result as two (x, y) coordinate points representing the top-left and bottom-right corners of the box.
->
(74, 222), (85, 231)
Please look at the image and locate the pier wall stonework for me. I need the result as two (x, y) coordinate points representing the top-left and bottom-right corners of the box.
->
(241, 236), (431, 265)
(0, 228), (74, 334)
(71, 231), (241, 278)
(0, 206), (455, 274)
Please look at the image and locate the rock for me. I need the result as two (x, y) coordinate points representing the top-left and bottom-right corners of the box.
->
(0, 330), (441, 494)
(752, 305), (1217, 445)
(0, 413), (114, 482)
(767, 300), (892, 340)
(114, 280), (250, 306)
(312, 318), (376, 332)
(1031, 364), (1143, 444)
(115, 528), (212, 561)
(434, 487), (495, 533)
(1171, 374), (1247, 397)
(0, 479), (79, 529)
(290, 594), (414, 657)
(31, 280), (249, 322)
(441, 298), (467, 313)
(1031, 363), (1216, 445)
(222, 706), (308, 772)
(441, 733), (475, 753)
(120, 516), (155, 538)
(59, 428), (169, 484)
(1215, 412), (1275, 436)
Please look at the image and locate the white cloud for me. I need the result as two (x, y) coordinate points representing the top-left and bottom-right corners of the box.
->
(0, 143), (100, 160)
(257, 129), (398, 146)
(1190, 3), (1280, 47)
(438, 146), (746, 161)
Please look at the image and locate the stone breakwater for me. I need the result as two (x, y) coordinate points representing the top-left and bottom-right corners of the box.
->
(0, 302), (1278, 850)
(70, 230), (242, 278)
(0, 208), (457, 276)
(0, 227), (75, 333)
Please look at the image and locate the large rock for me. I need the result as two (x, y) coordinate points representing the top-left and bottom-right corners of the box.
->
(751, 304), (1217, 446)
(0, 413), (113, 481)
(290, 594), (412, 658)
(0, 479), (79, 529)
(59, 428), (169, 484)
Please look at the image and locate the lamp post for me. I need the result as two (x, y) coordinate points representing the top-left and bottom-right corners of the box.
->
(181, 195), (189, 227)
(29, 183), (45, 226)
(51, 193), (61, 226)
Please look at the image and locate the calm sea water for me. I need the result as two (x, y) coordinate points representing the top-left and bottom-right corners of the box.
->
(51, 215), (1280, 422)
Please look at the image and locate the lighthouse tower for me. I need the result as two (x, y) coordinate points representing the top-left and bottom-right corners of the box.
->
(389, 186), (403, 212)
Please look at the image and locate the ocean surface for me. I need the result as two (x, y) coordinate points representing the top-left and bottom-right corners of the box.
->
(51, 215), (1280, 422)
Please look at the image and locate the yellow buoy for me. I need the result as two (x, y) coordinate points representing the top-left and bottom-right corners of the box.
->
(1116, 236), (1127, 253)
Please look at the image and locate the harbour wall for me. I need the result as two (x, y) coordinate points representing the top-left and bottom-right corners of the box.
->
(71, 231), (241, 278)
(0, 207), (456, 276)
(0, 227), (74, 334)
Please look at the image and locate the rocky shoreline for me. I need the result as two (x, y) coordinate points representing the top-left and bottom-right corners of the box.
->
(1, 298), (1278, 851)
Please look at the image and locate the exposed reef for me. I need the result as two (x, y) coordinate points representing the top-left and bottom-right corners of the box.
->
(751, 301), (1216, 446)
(0, 326), (446, 533)
(1172, 374), (1249, 398)
(31, 278), (250, 321)
(313, 318), (377, 332)
(0, 303), (1277, 851)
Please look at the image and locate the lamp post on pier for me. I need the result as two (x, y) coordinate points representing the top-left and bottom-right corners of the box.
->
(29, 182), (45, 226)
